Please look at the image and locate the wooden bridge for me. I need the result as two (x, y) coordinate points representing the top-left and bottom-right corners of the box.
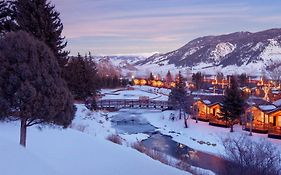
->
(97, 99), (171, 110)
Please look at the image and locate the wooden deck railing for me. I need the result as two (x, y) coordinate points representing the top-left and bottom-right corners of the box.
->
(209, 115), (229, 127)
(245, 123), (269, 131)
(268, 126), (281, 136)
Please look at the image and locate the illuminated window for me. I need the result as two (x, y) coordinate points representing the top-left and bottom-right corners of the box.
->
(278, 116), (281, 127)
(269, 116), (273, 124)
(264, 114), (268, 124)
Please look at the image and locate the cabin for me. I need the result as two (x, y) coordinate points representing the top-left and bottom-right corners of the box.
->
(269, 99), (281, 139)
(192, 95), (224, 123)
(244, 105), (274, 133)
(244, 98), (281, 139)
(243, 97), (271, 133)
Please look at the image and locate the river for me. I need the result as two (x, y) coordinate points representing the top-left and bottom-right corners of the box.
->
(111, 109), (228, 175)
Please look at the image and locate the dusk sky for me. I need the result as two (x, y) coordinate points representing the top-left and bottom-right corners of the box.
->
(52, 0), (281, 56)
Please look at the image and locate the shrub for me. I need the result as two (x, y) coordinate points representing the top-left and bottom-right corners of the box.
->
(221, 134), (281, 175)
(131, 142), (147, 153)
(107, 134), (122, 145)
(131, 142), (171, 165)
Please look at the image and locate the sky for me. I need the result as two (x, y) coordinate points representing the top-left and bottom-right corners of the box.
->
(51, 0), (281, 56)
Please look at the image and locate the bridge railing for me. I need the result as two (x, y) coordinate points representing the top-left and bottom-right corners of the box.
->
(97, 99), (170, 109)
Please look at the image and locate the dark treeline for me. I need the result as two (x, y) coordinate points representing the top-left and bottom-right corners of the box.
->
(67, 53), (130, 91)
(97, 76), (129, 89)
(64, 53), (99, 100)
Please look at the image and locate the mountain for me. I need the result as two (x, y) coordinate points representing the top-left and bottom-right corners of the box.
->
(93, 55), (146, 77)
(94, 55), (146, 66)
(136, 28), (281, 75)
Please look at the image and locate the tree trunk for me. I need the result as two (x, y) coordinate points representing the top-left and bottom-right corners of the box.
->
(20, 118), (27, 147)
(230, 122), (234, 132)
(179, 109), (182, 120)
(184, 113), (188, 128)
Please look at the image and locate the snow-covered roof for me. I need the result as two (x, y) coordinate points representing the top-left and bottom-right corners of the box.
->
(272, 90), (280, 94)
(202, 100), (211, 105)
(273, 99), (281, 107)
(193, 97), (200, 100)
(258, 105), (276, 111)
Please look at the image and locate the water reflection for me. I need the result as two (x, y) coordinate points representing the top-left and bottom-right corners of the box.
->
(111, 111), (157, 134)
(142, 133), (227, 174)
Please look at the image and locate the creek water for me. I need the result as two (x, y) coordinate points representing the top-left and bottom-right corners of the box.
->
(111, 109), (227, 174)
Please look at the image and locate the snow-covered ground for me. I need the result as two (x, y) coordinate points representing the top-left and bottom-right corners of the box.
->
(140, 110), (281, 156)
(0, 105), (188, 175)
(101, 86), (169, 101)
(106, 107), (281, 156)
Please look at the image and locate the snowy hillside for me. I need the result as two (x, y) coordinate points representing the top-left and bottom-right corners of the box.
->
(135, 28), (281, 76)
(93, 55), (147, 77)
(0, 105), (187, 175)
(94, 55), (145, 66)
(210, 42), (236, 64)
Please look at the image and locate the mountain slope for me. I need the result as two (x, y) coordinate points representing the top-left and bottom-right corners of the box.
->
(136, 28), (281, 75)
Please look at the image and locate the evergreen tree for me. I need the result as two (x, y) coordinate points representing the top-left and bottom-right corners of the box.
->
(121, 78), (128, 87)
(169, 72), (188, 122)
(192, 72), (203, 90)
(0, 31), (75, 147)
(148, 72), (154, 81)
(165, 70), (173, 87)
(106, 76), (112, 88)
(220, 76), (245, 132)
(112, 75), (119, 88)
(13, 0), (69, 67)
(238, 73), (248, 87)
(216, 72), (224, 83)
(64, 53), (99, 100)
(99, 76), (106, 88)
(0, 0), (16, 36)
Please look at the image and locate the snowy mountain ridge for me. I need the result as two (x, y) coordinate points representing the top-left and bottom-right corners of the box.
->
(135, 28), (281, 76)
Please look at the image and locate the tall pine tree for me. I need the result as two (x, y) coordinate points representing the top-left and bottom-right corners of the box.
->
(220, 76), (245, 132)
(0, 0), (16, 36)
(192, 72), (203, 90)
(169, 71), (188, 123)
(238, 73), (248, 87)
(165, 70), (173, 87)
(0, 31), (75, 147)
(64, 53), (99, 100)
(13, 0), (68, 67)
(148, 72), (154, 81)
